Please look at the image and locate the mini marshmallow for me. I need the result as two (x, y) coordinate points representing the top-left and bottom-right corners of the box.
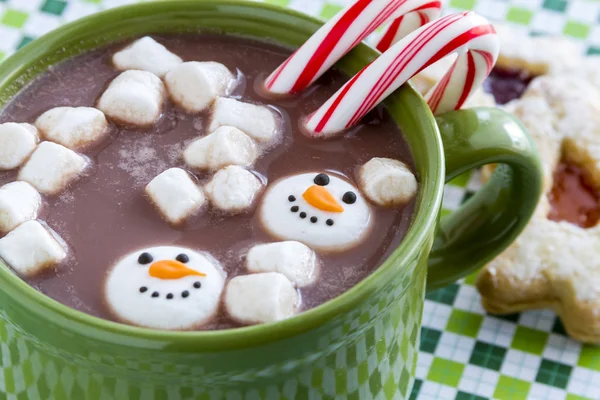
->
(358, 158), (417, 207)
(204, 166), (262, 213)
(246, 241), (318, 287)
(224, 272), (298, 325)
(105, 246), (225, 330)
(19, 141), (87, 195)
(145, 168), (205, 224)
(165, 62), (235, 113)
(97, 70), (165, 126)
(113, 36), (182, 78)
(0, 123), (38, 170)
(0, 182), (41, 234)
(0, 220), (66, 277)
(184, 126), (258, 171)
(209, 97), (279, 143)
(35, 107), (108, 149)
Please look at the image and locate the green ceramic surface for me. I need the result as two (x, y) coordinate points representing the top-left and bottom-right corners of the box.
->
(0, 1), (542, 398)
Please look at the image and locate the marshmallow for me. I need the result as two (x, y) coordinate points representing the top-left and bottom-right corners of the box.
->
(165, 62), (235, 113)
(0, 182), (41, 234)
(209, 97), (279, 143)
(105, 246), (225, 330)
(258, 172), (372, 252)
(358, 158), (417, 207)
(0, 123), (38, 170)
(97, 70), (165, 126)
(145, 168), (205, 224)
(0, 220), (66, 277)
(184, 126), (258, 171)
(113, 36), (182, 78)
(35, 107), (108, 149)
(204, 166), (262, 213)
(246, 241), (318, 287)
(224, 272), (298, 325)
(19, 141), (87, 195)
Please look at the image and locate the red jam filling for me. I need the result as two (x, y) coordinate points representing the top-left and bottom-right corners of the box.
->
(483, 68), (534, 105)
(548, 161), (600, 228)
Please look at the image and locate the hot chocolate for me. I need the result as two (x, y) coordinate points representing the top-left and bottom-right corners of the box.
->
(0, 35), (417, 330)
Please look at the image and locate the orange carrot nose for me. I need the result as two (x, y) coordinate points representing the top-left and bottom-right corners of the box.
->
(302, 185), (344, 213)
(148, 260), (206, 280)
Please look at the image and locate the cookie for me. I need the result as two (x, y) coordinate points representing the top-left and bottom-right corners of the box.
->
(493, 23), (581, 75)
(476, 74), (600, 343)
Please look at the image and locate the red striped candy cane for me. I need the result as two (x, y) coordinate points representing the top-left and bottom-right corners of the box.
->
(305, 11), (498, 136)
(375, 3), (440, 52)
(265, 0), (441, 95)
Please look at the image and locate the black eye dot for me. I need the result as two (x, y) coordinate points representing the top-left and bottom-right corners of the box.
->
(151, 291), (159, 298)
(166, 293), (173, 300)
(288, 195), (296, 202)
(182, 290), (189, 298)
(193, 281), (201, 289)
(310, 216), (318, 223)
(138, 252), (153, 265)
(299, 212), (307, 219)
(291, 206), (299, 212)
(139, 286), (147, 293)
(176, 254), (189, 263)
(342, 191), (357, 204)
(314, 173), (330, 186)
(326, 219), (334, 226)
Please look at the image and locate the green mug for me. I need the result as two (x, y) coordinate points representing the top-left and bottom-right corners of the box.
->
(0, 2), (542, 399)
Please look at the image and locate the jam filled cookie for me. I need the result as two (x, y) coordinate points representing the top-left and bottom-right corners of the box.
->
(476, 75), (600, 343)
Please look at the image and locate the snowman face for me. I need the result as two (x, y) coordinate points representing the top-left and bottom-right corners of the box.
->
(258, 172), (372, 252)
(104, 246), (225, 330)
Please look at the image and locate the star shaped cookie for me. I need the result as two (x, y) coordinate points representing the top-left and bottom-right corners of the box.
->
(476, 71), (600, 343)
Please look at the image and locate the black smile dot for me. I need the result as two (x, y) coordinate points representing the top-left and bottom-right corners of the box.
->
(342, 191), (357, 204)
(288, 195), (296, 202)
(139, 286), (147, 293)
(291, 206), (299, 212)
(166, 293), (173, 299)
(151, 291), (159, 298)
(138, 252), (153, 265)
(182, 290), (190, 298)
(193, 281), (201, 289)
(314, 173), (330, 186)
(326, 219), (334, 226)
(310, 216), (318, 223)
(176, 254), (189, 263)
(299, 212), (307, 219)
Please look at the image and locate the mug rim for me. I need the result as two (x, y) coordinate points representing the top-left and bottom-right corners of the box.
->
(0, 0), (445, 350)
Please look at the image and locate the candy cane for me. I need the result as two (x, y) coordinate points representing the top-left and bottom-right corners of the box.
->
(305, 11), (498, 136)
(375, 6), (438, 52)
(265, 0), (441, 95)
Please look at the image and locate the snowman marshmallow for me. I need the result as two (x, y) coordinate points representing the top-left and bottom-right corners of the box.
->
(105, 246), (225, 330)
(258, 172), (372, 252)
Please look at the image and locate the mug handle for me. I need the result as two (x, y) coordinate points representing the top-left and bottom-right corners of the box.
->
(425, 107), (543, 291)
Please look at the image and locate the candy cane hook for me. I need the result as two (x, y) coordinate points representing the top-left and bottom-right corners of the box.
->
(305, 11), (498, 136)
(265, 0), (441, 95)
(375, 3), (440, 52)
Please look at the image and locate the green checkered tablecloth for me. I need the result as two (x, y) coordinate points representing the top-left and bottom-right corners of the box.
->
(1, 0), (599, 399)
